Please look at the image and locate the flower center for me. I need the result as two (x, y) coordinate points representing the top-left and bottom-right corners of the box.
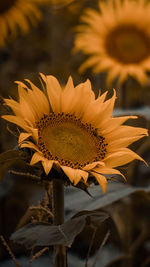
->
(37, 113), (107, 169)
(105, 25), (150, 64)
(0, 0), (16, 13)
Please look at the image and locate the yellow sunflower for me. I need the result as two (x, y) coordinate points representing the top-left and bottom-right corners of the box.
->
(2, 74), (148, 192)
(0, 0), (50, 47)
(74, 0), (150, 86)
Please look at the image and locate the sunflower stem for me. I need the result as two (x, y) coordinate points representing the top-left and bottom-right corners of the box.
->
(52, 179), (67, 267)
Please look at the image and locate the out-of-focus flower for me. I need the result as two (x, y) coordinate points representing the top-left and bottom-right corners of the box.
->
(74, 0), (150, 86)
(49, 0), (75, 5)
(2, 74), (148, 192)
(0, 0), (51, 47)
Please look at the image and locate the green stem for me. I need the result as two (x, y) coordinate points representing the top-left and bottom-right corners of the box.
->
(52, 179), (67, 267)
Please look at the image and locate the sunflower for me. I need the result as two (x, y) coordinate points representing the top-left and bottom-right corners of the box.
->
(74, 0), (150, 86)
(0, 0), (50, 47)
(2, 74), (148, 192)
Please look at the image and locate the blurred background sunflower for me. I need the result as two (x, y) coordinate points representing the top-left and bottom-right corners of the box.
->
(49, 0), (75, 5)
(0, 0), (51, 47)
(74, 0), (150, 90)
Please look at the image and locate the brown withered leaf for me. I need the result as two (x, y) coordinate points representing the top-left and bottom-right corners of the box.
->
(72, 210), (109, 228)
(11, 210), (109, 248)
(11, 220), (85, 248)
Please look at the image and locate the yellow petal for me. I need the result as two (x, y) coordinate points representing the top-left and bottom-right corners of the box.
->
(61, 76), (76, 113)
(83, 161), (105, 171)
(91, 171), (107, 193)
(25, 79), (50, 119)
(82, 91), (108, 124)
(73, 79), (95, 117)
(30, 151), (46, 165)
(101, 89), (116, 118)
(61, 166), (88, 185)
(101, 116), (138, 135)
(17, 84), (36, 126)
(93, 167), (126, 181)
(28, 127), (38, 142)
(39, 72), (46, 82)
(108, 135), (148, 151)
(2, 115), (29, 131)
(20, 141), (41, 153)
(107, 125), (148, 141)
(30, 152), (54, 175)
(104, 148), (147, 168)
(42, 160), (53, 175)
(19, 132), (32, 143)
(4, 98), (20, 116)
(46, 75), (62, 112)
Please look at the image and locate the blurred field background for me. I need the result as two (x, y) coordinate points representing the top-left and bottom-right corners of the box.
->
(0, 0), (150, 266)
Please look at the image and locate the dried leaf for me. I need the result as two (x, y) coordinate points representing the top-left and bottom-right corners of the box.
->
(11, 218), (85, 248)
(11, 210), (109, 248)
(72, 210), (109, 228)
